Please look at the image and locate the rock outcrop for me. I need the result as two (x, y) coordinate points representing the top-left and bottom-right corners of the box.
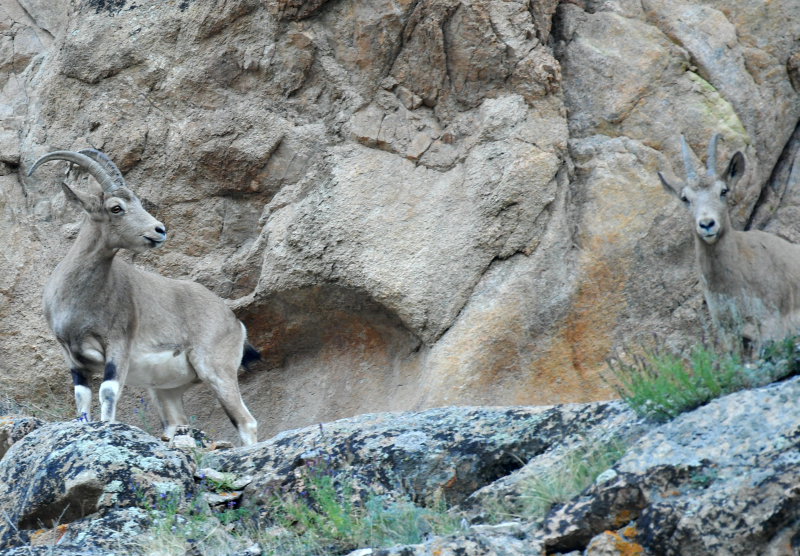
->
(204, 402), (645, 508)
(0, 0), (799, 442)
(0, 376), (798, 555)
(541, 376), (800, 556)
(0, 421), (194, 551)
(0, 414), (44, 459)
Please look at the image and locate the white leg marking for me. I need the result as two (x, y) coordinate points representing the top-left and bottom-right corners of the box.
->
(99, 380), (120, 422)
(74, 385), (92, 422)
(163, 424), (178, 439)
(240, 419), (258, 446)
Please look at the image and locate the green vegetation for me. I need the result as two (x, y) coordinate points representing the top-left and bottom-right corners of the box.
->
(134, 479), (254, 556)
(260, 458), (462, 555)
(203, 472), (238, 493)
(484, 435), (627, 523)
(134, 453), (464, 556)
(606, 334), (800, 422)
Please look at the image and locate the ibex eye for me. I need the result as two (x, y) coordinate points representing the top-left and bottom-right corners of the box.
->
(680, 195), (689, 204)
(720, 188), (728, 197)
(111, 206), (122, 214)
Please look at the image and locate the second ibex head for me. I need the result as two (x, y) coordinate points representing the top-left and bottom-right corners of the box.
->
(658, 134), (745, 244)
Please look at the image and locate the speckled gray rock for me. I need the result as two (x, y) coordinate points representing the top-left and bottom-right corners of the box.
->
(8, 507), (150, 555)
(206, 402), (634, 508)
(467, 391), (650, 511)
(366, 527), (543, 556)
(0, 421), (195, 550)
(0, 415), (46, 460)
(582, 529), (650, 556)
(540, 376), (800, 555)
(0, 548), (104, 556)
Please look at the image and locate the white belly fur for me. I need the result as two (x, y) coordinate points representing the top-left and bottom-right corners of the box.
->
(127, 348), (196, 389)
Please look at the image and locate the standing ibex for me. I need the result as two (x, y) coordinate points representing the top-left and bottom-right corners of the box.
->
(28, 150), (260, 445)
(659, 134), (800, 349)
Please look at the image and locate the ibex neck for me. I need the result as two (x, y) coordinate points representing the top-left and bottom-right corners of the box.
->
(695, 228), (736, 290)
(61, 217), (118, 279)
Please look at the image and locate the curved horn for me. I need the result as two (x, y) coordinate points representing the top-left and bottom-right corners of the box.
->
(78, 149), (126, 189)
(27, 151), (119, 192)
(680, 134), (697, 182)
(706, 133), (720, 178)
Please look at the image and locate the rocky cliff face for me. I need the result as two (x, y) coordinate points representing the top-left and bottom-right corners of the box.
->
(0, 0), (798, 440)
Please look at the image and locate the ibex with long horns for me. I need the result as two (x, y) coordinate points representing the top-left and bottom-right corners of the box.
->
(659, 134), (800, 349)
(28, 150), (260, 445)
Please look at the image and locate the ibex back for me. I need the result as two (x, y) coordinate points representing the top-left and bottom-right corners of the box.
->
(660, 134), (800, 350)
(29, 150), (260, 445)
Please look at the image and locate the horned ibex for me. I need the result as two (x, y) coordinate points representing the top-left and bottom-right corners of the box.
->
(28, 150), (260, 445)
(659, 134), (800, 349)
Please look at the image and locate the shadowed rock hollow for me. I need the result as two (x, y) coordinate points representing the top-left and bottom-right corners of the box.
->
(0, 0), (799, 441)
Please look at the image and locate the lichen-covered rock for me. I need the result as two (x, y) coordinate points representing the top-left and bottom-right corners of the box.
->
(18, 507), (150, 555)
(466, 399), (649, 510)
(0, 548), (102, 556)
(539, 376), (800, 555)
(584, 529), (647, 556)
(366, 528), (542, 556)
(206, 402), (635, 508)
(0, 421), (195, 550)
(0, 415), (46, 460)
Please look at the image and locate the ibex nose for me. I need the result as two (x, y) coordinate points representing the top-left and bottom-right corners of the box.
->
(155, 225), (166, 238)
(699, 218), (716, 231)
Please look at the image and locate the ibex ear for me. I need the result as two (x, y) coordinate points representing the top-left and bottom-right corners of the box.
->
(658, 172), (681, 197)
(725, 152), (745, 191)
(61, 182), (99, 213)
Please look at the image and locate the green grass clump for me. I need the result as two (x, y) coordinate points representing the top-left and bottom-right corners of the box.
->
(260, 457), (463, 555)
(606, 334), (800, 422)
(485, 435), (627, 523)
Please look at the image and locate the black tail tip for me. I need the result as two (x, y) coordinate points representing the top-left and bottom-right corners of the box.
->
(241, 343), (262, 371)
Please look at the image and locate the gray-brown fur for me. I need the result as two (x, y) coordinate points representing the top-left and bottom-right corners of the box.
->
(29, 150), (259, 445)
(660, 134), (800, 349)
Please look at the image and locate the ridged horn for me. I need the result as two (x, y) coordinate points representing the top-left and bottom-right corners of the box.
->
(27, 151), (119, 192)
(680, 134), (697, 182)
(706, 133), (720, 178)
(78, 149), (126, 189)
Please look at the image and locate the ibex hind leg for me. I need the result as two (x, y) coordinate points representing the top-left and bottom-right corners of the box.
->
(149, 385), (192, 438)
(189, 350), (258, 446)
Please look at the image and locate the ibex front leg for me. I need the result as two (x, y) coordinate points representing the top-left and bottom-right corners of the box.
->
(58, 342), (94, 421)
(99, 350), (129, 422)
(71, 368), (92, 421)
